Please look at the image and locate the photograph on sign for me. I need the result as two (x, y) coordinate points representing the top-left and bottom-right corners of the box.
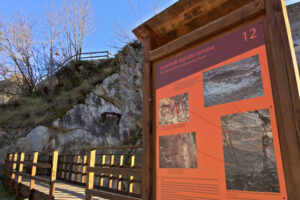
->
(203, 55), (264, 107)
(158, 93), (189, 126)
(159, 132), (197, 168)
(222, 108), (280, 193)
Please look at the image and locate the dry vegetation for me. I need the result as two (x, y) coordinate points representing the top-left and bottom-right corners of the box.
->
(0, 58), (119, 130)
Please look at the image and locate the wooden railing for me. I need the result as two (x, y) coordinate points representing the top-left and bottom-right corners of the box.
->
(86, 145), (142, 200)
(5, 150), (58, 199)
(4, 145), (142, 200)
(57, 154), (88, 184)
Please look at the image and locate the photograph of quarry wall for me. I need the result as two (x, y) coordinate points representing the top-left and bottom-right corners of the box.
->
(221, 109), (280, 193)
(203, 55), (264, 107)
(158, 93), (189, 126)
(159, 132), (197, 168)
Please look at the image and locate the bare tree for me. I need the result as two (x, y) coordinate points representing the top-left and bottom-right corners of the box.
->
(0, 14), (39, 94)
(53, 0), (93, 61)
(0, 0), (94, 96)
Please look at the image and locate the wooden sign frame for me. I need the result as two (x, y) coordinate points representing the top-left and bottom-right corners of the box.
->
(133, 0), (300, 199)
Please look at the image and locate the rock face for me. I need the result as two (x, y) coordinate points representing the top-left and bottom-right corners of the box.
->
(0, 43), (143, 173)
(288, 2), (300, 70)
(0, 73), (23, 104)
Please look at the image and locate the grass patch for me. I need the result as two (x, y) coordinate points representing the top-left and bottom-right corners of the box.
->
(0, 57), (119, 131)
(0, 179), (13, 199)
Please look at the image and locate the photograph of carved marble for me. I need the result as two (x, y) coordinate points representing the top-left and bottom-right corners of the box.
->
(203, 55), (264, 107)
(221, 109), (280, 193)
(158, 93), (189, 126)
(159, 132), (197, 168)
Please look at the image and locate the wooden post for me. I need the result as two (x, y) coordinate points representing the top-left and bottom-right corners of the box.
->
(69, 155), (74, 181)
(81, 155), (87, 183)
(117, 155), (124, 190)
(49, 150), (58, 199)
(100, 154), (106, 186)
(57, 156), (63, 179)
(262, 1), (300, 199)
(10, 153), (18, 195)
(142, 31), (153, 200)
(15, 152), (25, 199)
(29, 152), (38, 199)
(108, 155), (115, 188)
(75, 155), (81, 182)
(63, 156), (68, 180)
(129, 155), (135, 193)
(85, 149), (96, 200)
(4, 153), (12, 189)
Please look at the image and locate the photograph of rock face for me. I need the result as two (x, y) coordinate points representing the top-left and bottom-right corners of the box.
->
(158, 93), (189, 126)
(159, 132), (197, 168)
(203, 55), (264, 107)
(221, 109), (280, 193)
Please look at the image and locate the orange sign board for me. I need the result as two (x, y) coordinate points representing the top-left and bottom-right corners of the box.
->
(155, 21), (287, 200)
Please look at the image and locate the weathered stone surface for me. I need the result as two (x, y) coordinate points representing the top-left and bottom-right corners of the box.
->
(159, 132), (197, 168)
(221, 109), (279, 193)
(203, 55), (264, 107)
(288, 2), (300, 72)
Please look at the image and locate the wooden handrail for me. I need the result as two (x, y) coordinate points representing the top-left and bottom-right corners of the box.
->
(87, 167), (142, 177)
(5, 146), (142, 200)
(5, 150), (59, 199)
(85, 146), (142, 200)
(91, 145), (142, 151)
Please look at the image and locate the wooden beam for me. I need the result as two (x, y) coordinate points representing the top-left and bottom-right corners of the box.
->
(49, 150), (58, 198)
(133, 0), (252, 47)
(263, 0), (300, 199)
(10, 153), (18, 195)
(75, 155), (81, 182)
(141, 30), (153, 200)
(16, 152), (25, 199)
(85, 188), (141, 200)
(85, 149), (96, 200)
(87, 167), (141, 177)
(150, 0), (265, 61)
(81, 155), (87, 183)
(29, 152), (38, 199)
(17, 161), (51, 168)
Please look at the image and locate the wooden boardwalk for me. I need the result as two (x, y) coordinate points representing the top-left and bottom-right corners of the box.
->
(4, 146), (142, 200)
(10, 176), (106, 200)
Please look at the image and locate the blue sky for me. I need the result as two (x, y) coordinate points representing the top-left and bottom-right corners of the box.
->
(0, 0), (298, 54)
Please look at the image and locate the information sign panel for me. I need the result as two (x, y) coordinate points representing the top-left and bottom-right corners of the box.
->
(155, 21), (288, 200)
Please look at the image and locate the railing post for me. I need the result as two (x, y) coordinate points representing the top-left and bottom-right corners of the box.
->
(81, 155), (87, 183)
(63, 156), (68, 180)
(15, 152), (25, 199)
(69, 155), (74, 181)
(75, 155), (81, 182)
(108, 155), (115, 188)
(29, 152), (38, 200)
(10, 153), (18, 195)
(129, 155), (135, 193)
(49, 150), (58, 199)
(4, 153), (12, 190)
(86, 149), (96, 200)
(117, 155), (124, 190)
(57, 156), (63, 179)
(100, 154), (106, 186)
